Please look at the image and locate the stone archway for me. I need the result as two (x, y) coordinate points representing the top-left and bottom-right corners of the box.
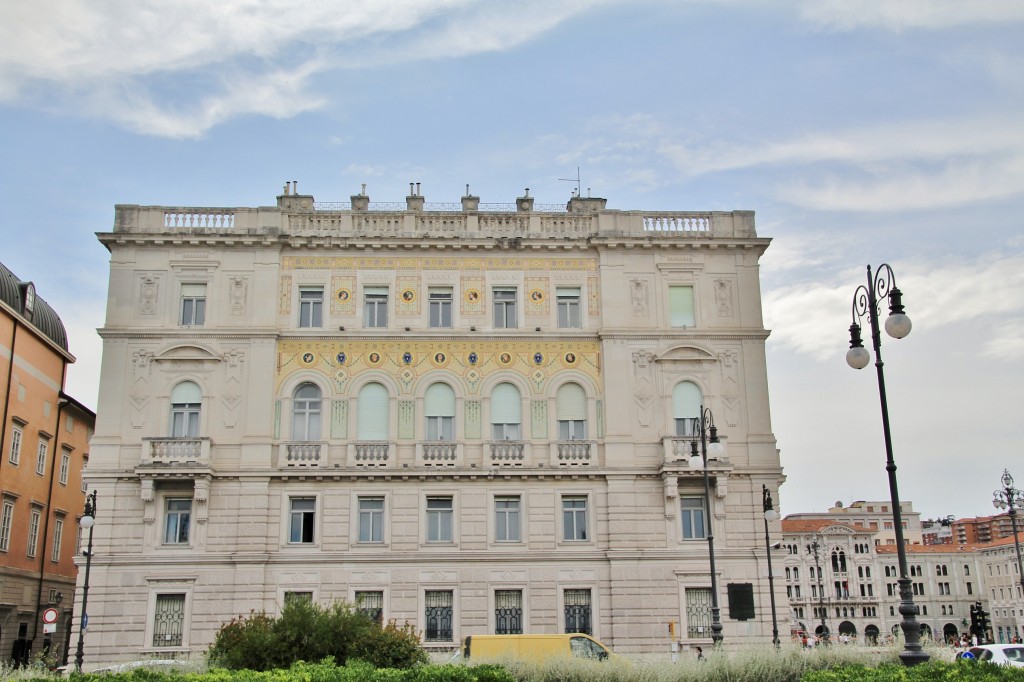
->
(838, 620), (857, 642)
(943, 623), (959, 644)
(865, 624), (880, 644)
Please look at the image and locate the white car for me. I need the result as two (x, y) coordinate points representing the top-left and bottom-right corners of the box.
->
(957, 644), (1024, 667)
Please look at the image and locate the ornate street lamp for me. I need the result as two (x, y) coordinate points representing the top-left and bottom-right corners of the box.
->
(74, 491), (97, 672)
(992, 469), (1024, 597)
(688, 406), (725, 645)
(762, 485), (780, 647)
(845, 263), (928, 665)
(808, 537), (829, 643)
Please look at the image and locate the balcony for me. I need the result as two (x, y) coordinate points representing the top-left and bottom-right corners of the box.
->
(347, 441), (393, 468)
(417, 441), (462, 467)
(142, 437), (212, 467)
(277, 442), (325, 468)
(488, 441), (526, 466)
(662, 436), (694, 464)
(555, 440), (594, 466)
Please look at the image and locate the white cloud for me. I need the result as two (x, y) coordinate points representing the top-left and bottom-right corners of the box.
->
(0, 0), (604, 138)
(764, 255), (1024, 360)
(796, 0), (1024, 31)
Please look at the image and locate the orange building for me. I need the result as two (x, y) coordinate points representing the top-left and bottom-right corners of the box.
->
(0, 261), (94, 666)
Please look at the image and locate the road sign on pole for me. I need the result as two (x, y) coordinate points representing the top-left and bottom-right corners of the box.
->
(42, 608), (58, 625)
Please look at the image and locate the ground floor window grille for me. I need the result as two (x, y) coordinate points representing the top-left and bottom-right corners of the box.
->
(495, 590), (523, 634)
(356, 591), (384, 624)
(563, 588), (592, 635)
(425, 590), (453, 642)
(686, 588), (713, 638)
(153, 593), (186, 647)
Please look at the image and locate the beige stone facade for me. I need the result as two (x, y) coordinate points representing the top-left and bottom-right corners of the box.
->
(78, 188), (783, 661)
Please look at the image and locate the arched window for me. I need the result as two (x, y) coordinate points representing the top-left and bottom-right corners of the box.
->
(357, 383), (389, 440)
(170, 381), (201, 437)
(292, 383), (322, 441)
(672, 381), (702, 436)
(490, 383), (522, 440)
(556, 383), (587, 440)
(424, 383), (455, 441)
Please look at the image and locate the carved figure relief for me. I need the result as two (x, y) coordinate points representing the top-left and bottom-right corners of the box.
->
(139, 276), (158, 315)
(630, 279), (648, 316)
(719, 350), (740, 427)
(632, 350), (655, 428)
(714, 279), (733, 317)
(229, 276), (247, 315)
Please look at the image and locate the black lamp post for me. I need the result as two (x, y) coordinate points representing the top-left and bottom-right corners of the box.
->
(688, 406), (724, 645)
(74, 491), (96, 672)
(808, 537), (829, 643)
(845, 263), (928, 666)
(762, 485), (780, 647)
(992, 469), (1024, 598)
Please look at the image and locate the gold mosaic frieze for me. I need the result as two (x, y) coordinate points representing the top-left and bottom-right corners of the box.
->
(277, 339), (601, 396)
(281, 255), (598, 272)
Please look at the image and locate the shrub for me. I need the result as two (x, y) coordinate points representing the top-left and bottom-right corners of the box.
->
(207, 600), (427, 671)
(802, 661), (1024, 682)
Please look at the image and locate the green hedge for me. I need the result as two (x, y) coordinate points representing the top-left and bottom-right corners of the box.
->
(801, 662), (1024, 681)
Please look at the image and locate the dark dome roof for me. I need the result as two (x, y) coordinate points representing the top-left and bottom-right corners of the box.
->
(0, 261), (69, 351)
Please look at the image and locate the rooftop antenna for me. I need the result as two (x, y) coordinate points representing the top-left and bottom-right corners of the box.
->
(558, 167), (582, 198)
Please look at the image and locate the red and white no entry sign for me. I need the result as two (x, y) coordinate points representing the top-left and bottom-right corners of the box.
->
(42, 608), (58, 624)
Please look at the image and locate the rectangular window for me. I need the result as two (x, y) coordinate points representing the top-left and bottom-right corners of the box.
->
(426, 497), (453, 543)
(424, 590), (454, 642)
(358, 497), (384, 543)
(564, 588), (592, 635)
(562, 496), (588, 541)
(171, 404), (200, 438)
(429, 288), (453, 328)
(36, 438), (48, 475)
(0, 500), (14, 551)
(492, 422), (521, 440)
(51, 517), (64, 563)
(180, 283), (207, 326)
(284, 591), (313, 605)
(493, 288), (517, 329)
(425, 415), (454, 441)
(27, 507), (41, 558)
(495, 590), (523, 635)
(356, 591), (384, 624)
(59, 449), (70, 486)
(289, 498), (316, 544)
(681, 497), (706, 539)
(495, 496), (521, 543)
(669, 285), (695, 327)
(164, 498), (192, 544)
(556, 287), (582, 328)
(9, 425), (22, 465)
(363, 287), (389, 328)
(153, 594), (186, 647)
(299, 287), (324, 328)
(558, 420), (587, 441)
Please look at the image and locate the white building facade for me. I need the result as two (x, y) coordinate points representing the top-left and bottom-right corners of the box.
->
(78, 187), (784, 660)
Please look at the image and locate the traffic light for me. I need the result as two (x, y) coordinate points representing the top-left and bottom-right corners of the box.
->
(970, 603), (979, 634)
(978, 607), (991, 641)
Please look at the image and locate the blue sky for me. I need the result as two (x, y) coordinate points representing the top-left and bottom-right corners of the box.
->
(1, 0), (1022, 520)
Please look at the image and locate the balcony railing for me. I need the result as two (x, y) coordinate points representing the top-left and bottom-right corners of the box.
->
(555, 440), (593, 466)
(142, 437), (212, 466)
(348, 441), (393, 467)
(488, 441), (525, 466)
(278, 442), (324, 468)
(418, 441), (461, 467)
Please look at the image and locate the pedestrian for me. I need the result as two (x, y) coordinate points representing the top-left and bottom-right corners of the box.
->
(696, 646), (705, 661)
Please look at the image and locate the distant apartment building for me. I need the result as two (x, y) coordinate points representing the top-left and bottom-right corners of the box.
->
(1, 262), (94, 665)
(954, 514), (1019, 545)
(77, 186), (784, 660)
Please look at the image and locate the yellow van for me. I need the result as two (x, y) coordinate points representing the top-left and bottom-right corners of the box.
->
(459, 633), (614, 663)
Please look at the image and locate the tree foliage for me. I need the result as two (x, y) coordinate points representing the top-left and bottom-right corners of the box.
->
(208, 600), (428, 671)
